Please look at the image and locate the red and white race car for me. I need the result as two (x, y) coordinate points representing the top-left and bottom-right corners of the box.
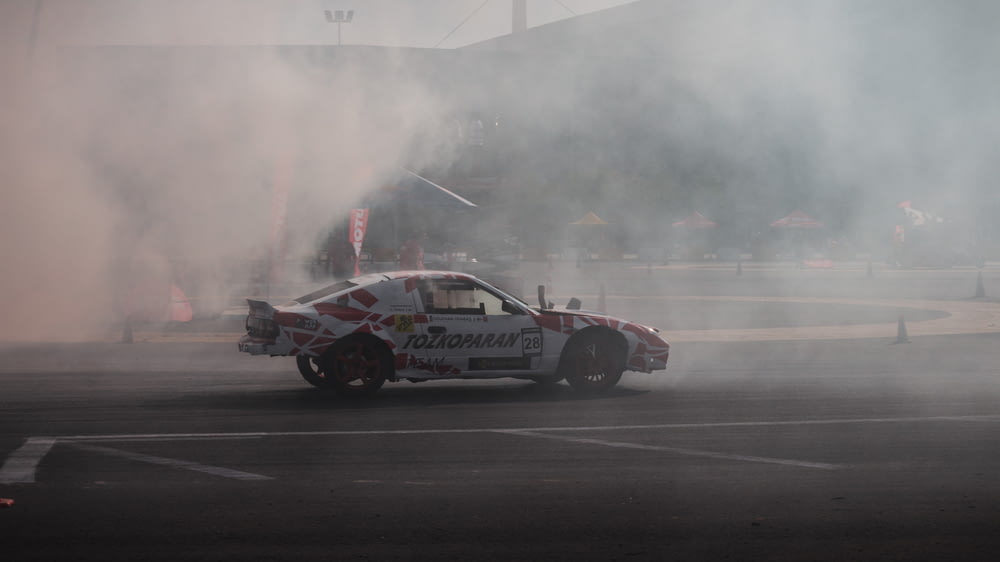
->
(238, 271), (669, 396)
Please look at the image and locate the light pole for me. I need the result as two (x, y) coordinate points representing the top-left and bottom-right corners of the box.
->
(25, 0), (44, 75)
(324, 9), (354, 46)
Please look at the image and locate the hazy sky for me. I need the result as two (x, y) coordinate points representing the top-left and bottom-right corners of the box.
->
(2, 0), (637, 52)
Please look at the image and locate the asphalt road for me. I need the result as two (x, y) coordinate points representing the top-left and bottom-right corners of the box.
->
(3, 263), (1000, 561)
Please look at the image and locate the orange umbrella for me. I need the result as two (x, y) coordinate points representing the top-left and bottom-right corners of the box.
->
(770, 210), (824, 229)
(672, 212), (718, 229)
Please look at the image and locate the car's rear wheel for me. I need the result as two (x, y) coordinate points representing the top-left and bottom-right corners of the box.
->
(559, 331), (624, 394)
(320, 335), (391, 397)
(296, 356), (329, 388)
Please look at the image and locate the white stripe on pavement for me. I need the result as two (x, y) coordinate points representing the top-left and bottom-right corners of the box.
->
(67, 442), (272, 481)
(50, 414), (1000, 442)
(0, 437), (57, 484)
(498, 430), (842, 470)
(6, 414), (997, 484)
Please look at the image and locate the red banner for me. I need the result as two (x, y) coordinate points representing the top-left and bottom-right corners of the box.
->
(268, 151), (296, 285)
(349, 208), (370, 276)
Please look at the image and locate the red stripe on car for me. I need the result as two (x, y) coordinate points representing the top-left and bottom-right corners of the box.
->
(351, 289), (378, 308)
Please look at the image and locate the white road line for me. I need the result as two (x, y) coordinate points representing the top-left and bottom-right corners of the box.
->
(55, 430), (485, 441)
(67, 442), (272, 481)
(6, 415), (996, 484)
(0, 437), (57, 484)
(49, 414), (1000, 442)
(498, 430), (842, 470)
(61, 435), (265, 443)
(939, 415), (1000, 423)
(494, 414), (1000, 433)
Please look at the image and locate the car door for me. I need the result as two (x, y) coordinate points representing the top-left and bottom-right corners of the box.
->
(415, 278), (542, 375)
(377, 278), (438, 374)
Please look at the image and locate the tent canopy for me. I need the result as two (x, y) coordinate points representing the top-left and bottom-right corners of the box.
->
(672, 211), (718, 229)
(770, 210), (823, 229)
(570, 212), (609, 225)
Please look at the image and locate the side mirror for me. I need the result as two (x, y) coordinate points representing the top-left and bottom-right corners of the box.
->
(537, 284), (547, 309)
(566, 297), (581, 310)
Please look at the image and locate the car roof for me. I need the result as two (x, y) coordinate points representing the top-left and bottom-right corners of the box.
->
(359, 270), (479, 283)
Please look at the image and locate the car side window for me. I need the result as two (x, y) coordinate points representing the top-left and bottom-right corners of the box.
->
(420, 279), (510, 315)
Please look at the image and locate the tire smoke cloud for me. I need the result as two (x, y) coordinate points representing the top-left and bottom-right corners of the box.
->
(2, 0), (999, 341)
(0, 2), (456, 341)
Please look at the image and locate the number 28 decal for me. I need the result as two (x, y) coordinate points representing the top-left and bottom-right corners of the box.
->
(521, 328), (542, 356)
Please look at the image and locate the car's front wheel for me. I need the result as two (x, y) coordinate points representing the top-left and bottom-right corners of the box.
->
(320, 335), (392, 397)
(559, 331), (624, 394)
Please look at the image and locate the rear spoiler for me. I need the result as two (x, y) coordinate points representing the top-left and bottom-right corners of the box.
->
(246, 299), (276, 320)
(538, 285), (584, 311)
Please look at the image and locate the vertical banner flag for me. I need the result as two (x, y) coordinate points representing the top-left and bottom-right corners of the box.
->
(269, 150), (296, 287)
(349, 208), (370, 276)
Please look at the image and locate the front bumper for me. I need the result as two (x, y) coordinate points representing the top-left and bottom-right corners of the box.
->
(629, 352), (669, 373)
(649, 355), (668, 371)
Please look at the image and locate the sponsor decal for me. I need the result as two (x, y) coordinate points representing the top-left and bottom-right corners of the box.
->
(294, 317), (319, 331)
(399, 354), (460, 376)
(469, 357), (531, 370)
(395, 314), (415, 333)
(427, 315), (487, 323)
(402, 332), (521, 350)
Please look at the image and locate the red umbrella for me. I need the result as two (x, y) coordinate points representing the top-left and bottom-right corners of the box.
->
(770, 210), (824, 229)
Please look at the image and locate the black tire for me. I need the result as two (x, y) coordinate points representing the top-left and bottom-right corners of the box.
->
(320, 335), (392, 397)
(296, 356), (329, 388)
(559, 331), (624, 394)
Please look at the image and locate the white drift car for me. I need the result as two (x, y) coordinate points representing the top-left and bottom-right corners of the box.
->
(238, 271), (669, 397)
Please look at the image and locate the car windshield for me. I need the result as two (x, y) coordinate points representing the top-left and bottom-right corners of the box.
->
(285, 280), (357, 305)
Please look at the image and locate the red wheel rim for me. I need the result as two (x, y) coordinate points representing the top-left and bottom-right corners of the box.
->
(334, 342), (382, 389)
